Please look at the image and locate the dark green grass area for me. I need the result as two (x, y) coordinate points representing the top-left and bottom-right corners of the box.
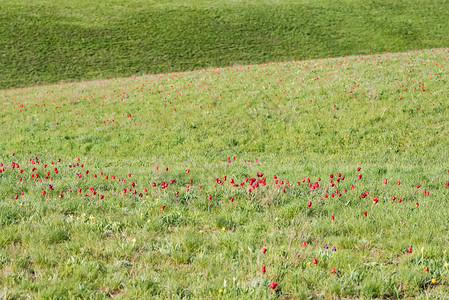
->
(1, 0), (449, 89)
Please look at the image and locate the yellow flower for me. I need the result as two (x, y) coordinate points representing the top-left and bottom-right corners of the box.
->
(132, 238), (136, 244)
(421, 247), (425, 254)
(431, 278), (436, 284)
(222, 227), (226, 232)
(147, 219), (151, 223)
(444, 262), (448, 269)
(219, 289), (224, 294)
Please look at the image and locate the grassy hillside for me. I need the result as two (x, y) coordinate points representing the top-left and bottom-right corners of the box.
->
(1, 0), (449, 89)
(1, 48), (449, 298)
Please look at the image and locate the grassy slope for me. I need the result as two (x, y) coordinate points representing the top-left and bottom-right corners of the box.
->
(1, 0), (449, 89)
(1, 48), (449, 298)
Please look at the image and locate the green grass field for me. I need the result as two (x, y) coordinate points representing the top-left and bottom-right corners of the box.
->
(1, 47), (449, 298)
(2, 0), (449, 89)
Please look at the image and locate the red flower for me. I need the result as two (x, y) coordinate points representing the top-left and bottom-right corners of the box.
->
(270, 282), (277, 290)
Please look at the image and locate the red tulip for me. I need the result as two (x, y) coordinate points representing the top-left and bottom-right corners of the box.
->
(262, 247), (267, 253)
(307, 201), (312, 207)
(408, 247), (412, 253)
(261, 265), (266, 273)
(270, 282), (277, 290)
(161, 205), (165, 211)
(363, 210), (367, 216)
(331, 215), (335, 221)
(313, 257), (317, 264)
(302, 241), (306, 246)
(330, 268), (336, 273)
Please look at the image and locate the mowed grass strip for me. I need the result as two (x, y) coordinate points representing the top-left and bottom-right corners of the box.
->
(1, 0), (449, 89)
